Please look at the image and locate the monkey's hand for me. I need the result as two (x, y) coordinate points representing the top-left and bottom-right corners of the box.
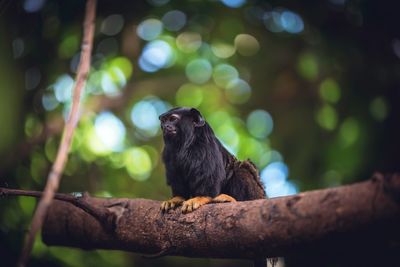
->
(212, 194), (237, 203)
(181, 197), (212, 213)
(160, 196), (185, 212)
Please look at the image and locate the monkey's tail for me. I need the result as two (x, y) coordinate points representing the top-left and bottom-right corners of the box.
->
(254, 257), (280, 267)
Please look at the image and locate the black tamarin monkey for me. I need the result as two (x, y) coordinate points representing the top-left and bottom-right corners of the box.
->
(159, 107), (271, 267)
(159, 107), (266, 213)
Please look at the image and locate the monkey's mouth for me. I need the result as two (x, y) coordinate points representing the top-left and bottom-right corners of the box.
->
(164, 129), (177, 136)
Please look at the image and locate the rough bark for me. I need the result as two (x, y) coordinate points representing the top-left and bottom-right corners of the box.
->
(37, 173), (400, 263)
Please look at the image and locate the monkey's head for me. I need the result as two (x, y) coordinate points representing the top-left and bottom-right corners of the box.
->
(159, 107), (206, 144)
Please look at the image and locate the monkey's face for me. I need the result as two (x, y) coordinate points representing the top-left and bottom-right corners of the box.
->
(160, 113), (180, 137)
(159, 107), (205, 143)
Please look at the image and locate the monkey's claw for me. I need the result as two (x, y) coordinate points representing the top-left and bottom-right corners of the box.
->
(212, 194), (237, 203)
(160, 196), (185, 212)
(181, 197), (212, 213)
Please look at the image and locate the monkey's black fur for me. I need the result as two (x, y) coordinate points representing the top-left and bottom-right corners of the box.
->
(160, 107), (266, 201)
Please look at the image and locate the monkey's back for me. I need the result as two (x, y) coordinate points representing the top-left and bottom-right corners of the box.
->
(222, 155), (266, 201)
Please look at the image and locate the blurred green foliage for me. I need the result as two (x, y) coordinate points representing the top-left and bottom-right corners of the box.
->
(0, 0), (399, 266)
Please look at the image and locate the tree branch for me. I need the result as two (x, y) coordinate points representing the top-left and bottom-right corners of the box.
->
(0, 188), (115, 229)
(17, 1), (97, 266)
(4, 173), (400, 265)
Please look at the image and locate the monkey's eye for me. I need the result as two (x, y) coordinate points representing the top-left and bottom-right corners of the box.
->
(169, 116), (178, 122)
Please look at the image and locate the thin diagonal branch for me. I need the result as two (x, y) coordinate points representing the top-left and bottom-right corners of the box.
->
(17, 0), (97, 266)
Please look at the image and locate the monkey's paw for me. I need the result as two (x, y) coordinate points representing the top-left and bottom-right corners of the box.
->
(181, 197), (212, 213)
(160, 196), (185, 212)
(212, 194), (237, 203)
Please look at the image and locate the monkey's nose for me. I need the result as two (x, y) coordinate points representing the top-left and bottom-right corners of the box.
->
(164, 125), (176, 134)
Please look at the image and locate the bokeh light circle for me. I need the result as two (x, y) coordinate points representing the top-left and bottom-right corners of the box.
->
(221, 0), (246, 8)
(136, 18), (163, 41)
(247, 110), (274, 139)
(369, 97), (388, 121)
(100, 71), (121, 97)
(316, 104), (338, 130)
(130, 97), (170, 137)
(162, 10), (187, 31)
(42, 93), (59, 111)
(261, 162), (297, 197)
(234, 34), (260, 56)
(185, 59), (212, 84)
(263, 11), (284, 33)
(216, 122), (240, 154)
(339, 117), (360, 147)
(94, 112), (126, 152)
(23, 0), (45, 13)
(212, 64), (239, 88)
(225, 79), (251, 104)
(211, 42), (236, 58)
(176, 32), (202, 53)
(138, 40), (174, 72)
(176, 83), (204, 107)
(124, 147), (152, 181)
(319, 78), (341, 103)
(280, 11), (304, 34)
(101, 14), (125, 36)
(53, 74), (74, 103)
(263, 10), (304, 34)
(110, 57), (133, 79)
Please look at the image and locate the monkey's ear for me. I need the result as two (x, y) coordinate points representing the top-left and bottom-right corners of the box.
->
(190, 108), (205, 127)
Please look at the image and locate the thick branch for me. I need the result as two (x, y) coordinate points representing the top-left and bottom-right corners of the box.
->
(33, 173), (400, 261)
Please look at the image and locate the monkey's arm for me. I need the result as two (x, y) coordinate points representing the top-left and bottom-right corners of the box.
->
(181, 175), (237, 213)
(180, 194), (236, 213)
(212, 194), (236, 203)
